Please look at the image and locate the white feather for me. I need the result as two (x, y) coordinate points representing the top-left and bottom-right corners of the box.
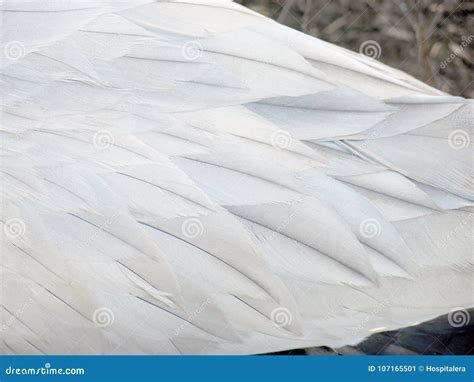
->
(1, 0), (472, 355)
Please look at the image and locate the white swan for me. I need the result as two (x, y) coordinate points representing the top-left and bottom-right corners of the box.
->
(0, 0), (472, 355)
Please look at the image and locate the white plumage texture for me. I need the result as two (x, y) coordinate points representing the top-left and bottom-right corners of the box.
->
(0, 0), (472, 354)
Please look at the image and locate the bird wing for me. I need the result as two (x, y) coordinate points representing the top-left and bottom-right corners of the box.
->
(1, 0), (472, 354)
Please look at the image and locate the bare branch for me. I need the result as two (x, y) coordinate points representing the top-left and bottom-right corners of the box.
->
(277, 0), (296, 24)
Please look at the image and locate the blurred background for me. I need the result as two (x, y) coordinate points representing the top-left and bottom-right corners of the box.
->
(236, 0), (473, 98)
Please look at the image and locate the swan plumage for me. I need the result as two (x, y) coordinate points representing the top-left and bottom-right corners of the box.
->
(0, 0), (472, 354)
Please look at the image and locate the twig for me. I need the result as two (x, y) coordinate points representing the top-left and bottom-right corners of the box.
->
(277, 0), (296, 24)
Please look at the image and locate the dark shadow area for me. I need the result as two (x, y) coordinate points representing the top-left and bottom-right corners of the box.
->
(265, 309), (474, 355)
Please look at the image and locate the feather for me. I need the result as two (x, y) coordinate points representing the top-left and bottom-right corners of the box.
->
(1, 0), (472, 355)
